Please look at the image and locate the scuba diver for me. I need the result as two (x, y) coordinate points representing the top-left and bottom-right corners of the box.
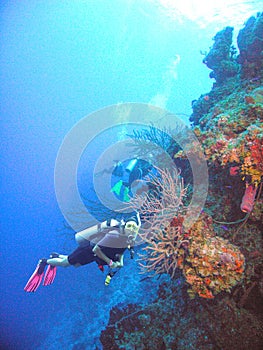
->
(111, 158), (153, 202)
(94, 157), (153, 202)
(24, 213), (141, 292)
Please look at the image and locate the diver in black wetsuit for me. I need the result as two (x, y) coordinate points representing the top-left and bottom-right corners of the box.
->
(24, 213), (141, 292)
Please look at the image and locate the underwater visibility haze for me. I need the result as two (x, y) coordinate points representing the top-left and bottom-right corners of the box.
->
(1, 1), (262, 349)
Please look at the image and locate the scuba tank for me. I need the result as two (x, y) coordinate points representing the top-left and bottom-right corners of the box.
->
(125, 158), (138, 173)
(75, 219), (120, 245)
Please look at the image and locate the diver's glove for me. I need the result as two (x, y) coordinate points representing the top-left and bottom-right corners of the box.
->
(108, 260), (122, 269)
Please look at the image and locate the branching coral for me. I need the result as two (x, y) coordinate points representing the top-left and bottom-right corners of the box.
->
(127, 123), (174, 157)
(127, 167), (188, 278)
(128, 167), (245, 299)
(138, 216), (188, 278)
(126, 123), (185, 170)
(128, 166), (187, 235)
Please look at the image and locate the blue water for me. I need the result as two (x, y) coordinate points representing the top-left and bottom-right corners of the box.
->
(0, 1), (261, 349)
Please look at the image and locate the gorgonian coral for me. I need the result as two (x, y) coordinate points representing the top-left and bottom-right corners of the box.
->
(128, 168), (245, 299)
(138, 216), (188, 278)
(129, 166), (187, 234)
(127, 167), (188, 279)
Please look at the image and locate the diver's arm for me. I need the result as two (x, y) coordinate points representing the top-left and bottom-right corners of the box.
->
(92, 245), (122, 268)
(92, 244), (111, 265)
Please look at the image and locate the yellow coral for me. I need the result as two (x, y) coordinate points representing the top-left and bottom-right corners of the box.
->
(229, 148), (240, 163)
(241, 155), (262, 186)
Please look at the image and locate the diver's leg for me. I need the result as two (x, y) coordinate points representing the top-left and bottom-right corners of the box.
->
(67, 245), (96, 267)
(47, 254), (70, 267)
(75, 233), (88, 246)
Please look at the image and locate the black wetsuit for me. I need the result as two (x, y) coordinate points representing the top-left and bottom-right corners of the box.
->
(68, 231), (127, 266)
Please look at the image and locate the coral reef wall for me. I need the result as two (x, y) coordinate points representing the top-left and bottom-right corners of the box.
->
(100, 14), (263, 350)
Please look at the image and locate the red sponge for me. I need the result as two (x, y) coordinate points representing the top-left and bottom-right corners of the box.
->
(240, 184), (257, 213)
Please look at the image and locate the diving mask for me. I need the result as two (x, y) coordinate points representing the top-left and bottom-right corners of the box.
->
(124, 221), (139, 234)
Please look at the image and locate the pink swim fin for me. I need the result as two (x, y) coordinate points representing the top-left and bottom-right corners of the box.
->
(43, 265), (57, 286)
(24, 259), (47, 292)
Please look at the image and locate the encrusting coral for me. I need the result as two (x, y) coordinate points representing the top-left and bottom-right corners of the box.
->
(191, 121), (263, 188)
(182, 213), (245, 299)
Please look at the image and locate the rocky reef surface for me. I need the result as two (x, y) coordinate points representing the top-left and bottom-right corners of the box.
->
(100, 13), (263, 350)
